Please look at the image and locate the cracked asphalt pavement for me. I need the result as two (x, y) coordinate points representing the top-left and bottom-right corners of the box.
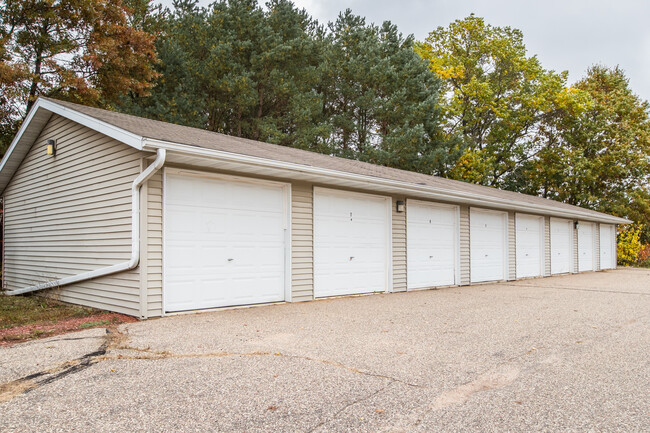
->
(1, 268), (649, 432)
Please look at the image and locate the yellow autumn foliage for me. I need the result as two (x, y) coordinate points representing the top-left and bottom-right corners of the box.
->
(617, 224), (643, 266)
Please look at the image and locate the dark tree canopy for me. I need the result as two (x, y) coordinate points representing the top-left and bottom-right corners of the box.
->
(121, 1), (456, 174)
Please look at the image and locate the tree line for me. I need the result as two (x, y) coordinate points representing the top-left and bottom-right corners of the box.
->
(2, 0), (649, 242)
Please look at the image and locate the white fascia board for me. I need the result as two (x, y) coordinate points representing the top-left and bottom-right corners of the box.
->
(0, 98), (145, 183)
(37, 99), (144, 150)
(0, 101), (44, 175)
(0, 98), (143, 167)
(143, 138), (630, 225)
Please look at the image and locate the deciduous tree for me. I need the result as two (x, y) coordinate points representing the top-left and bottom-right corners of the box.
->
(416, 15), (574, 185)
(0, 0), (158, 153)
(521, 66), (650, 239)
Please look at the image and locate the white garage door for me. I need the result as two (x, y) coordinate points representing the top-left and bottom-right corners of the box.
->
(407, 201), (458, 289)
(314, 188), (390, 297)
(470, 209), (507, 283)
(164, 170), (288, 312)
(599, 224), (616, 270)
(516, 214), (544, 278)
(578, 222), (595, 272)
(550, 218), (573, 274)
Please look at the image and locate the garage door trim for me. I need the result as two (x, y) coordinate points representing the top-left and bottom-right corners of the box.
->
(407, 199), (460, 288)
(313, 186), (393, 295)
(161, 167), (292, 315)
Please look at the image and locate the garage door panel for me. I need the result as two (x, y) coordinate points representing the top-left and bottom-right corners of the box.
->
(551, 218), (572, 274)
(166, 207), (201, 233)
(599, 224), (615, 270)
(471, 209), (506, 283)
(407, 201), (457, 289)
(166, 176), (201, 202)
(164, 172), (287, 312)
(516, 214), (543, 278)
(578, 222), (595, 272)
(200, 249), (228, 269)
(314, 189), (389, 298)
(228, 183), (283, 209)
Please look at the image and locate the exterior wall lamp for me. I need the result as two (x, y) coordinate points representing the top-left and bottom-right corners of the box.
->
(396, 200), (405, 213)
(46, 139), (56, 156)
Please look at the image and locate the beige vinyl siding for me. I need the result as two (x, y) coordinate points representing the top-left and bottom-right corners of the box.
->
(573, 223), (579, 273)
(459, 205), (470, 285)
(508, 211), (516, 280)
(3, 115), (142, 316)
(291, 182), (314, 302)
(544, 216), (551, 276)
(595, 223), (601, 271)
(145, 170), (163, 317)
(392, 196), (407, 292)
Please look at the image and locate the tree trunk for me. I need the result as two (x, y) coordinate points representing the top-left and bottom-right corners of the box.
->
(26, 21), (48, 114)
(253, 85), (264, 140)
(257, 85), (264, 118)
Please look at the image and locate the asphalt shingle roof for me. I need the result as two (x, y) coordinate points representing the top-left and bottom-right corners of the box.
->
(46, 97), (621, 221)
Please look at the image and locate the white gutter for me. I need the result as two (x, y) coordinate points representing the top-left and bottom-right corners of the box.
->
(7, 148), (166, 296)
(143, 138), (630, 225)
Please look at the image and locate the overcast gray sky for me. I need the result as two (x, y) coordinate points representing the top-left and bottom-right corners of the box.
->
(157, 0), (650, 102)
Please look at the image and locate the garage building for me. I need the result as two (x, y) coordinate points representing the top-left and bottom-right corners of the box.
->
(0, 98), (627, 317)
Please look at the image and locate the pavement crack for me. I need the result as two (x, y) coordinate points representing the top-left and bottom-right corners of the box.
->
(109, 335), (423, 388)
(279, 353), (422, 388)
(504, 283), (650, 296)
(307, 382), (392, 433)
(0, 334), (110, 403)
(99, 349), (272, 361)
(3, 327), (419, 406)
(381, 358), (525, 432)
(46, 335), (105, 343)
(108, 344), (423, 387)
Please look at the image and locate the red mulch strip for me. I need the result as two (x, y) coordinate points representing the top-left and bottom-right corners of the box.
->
(0, 313), (138, 347)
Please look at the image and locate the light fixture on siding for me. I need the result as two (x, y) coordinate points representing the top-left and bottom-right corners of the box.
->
(574, 221), (579, 229)
(46, 139), (56, 156)
(396, 201), (405, 213)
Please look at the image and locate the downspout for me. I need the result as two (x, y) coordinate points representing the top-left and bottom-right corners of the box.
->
(7, 149), (166, 296)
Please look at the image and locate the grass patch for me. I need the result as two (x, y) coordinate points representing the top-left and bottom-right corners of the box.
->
(78, 319), (112, 329)
(0, 294), (98, 329)
(0, 294), (137, 346)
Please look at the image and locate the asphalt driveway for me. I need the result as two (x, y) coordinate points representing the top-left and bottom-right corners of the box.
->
(1, 268), (649, 432)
